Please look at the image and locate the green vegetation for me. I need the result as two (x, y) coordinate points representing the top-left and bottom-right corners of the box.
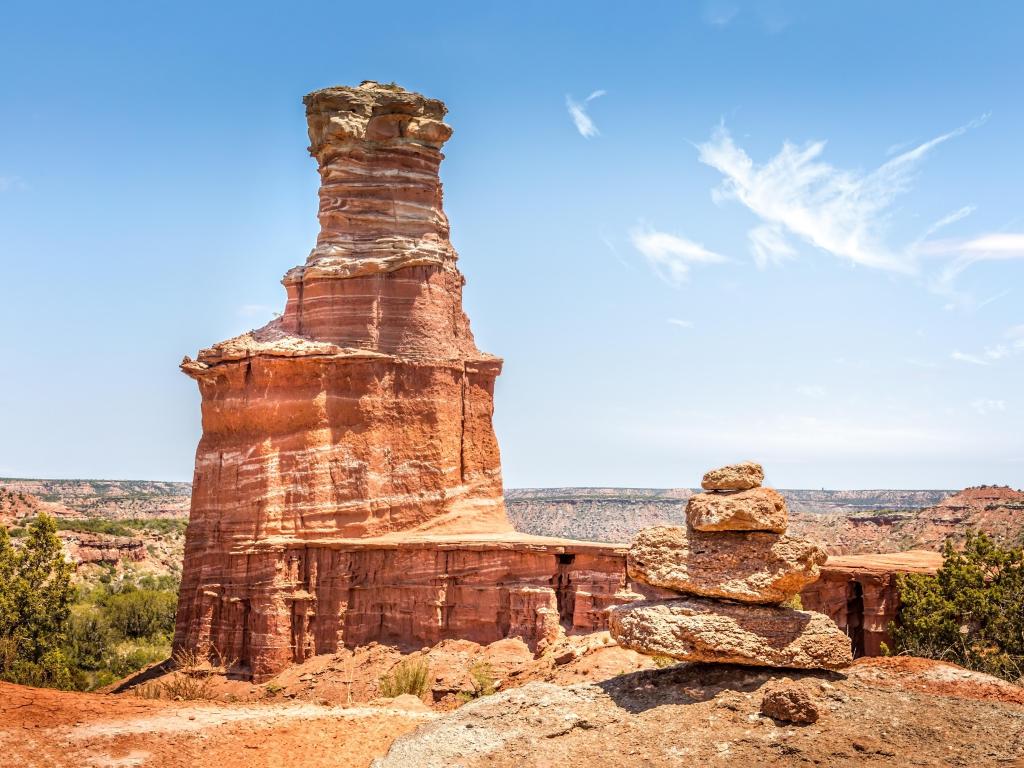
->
(379, 658), (430, 698)
(6, 516), (187, 539)
(0, 514), (180, 690)
(780, 594), (804, 610)
(133, 649), (216, 701)
(0, 515), (75, 688)
(63, 573), (179, 690)
(55, 517), (188, 537)
(456, 661), (497, 703)
(891, 531), (1024, 684)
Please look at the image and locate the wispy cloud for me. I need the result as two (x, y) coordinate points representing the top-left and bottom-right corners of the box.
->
(951, 351), (990, 366)
(697, 117), (987, 274)
(703, 0), (738, 26)
(631, 226), (729, 285)
(950, 325), (1024, 366)
(925, 231), (1024, 308)
(667, 318), (695, 328)
(970, 398), (1006, 415)
(0, 175), (25, 192)
(566, 90), (606, 139)
(749, 223), (797, 268)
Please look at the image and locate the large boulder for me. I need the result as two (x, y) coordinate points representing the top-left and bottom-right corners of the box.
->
(609, 598), (852, 670)
(687, 487), (788, 533)
(627, 525), (826, 604)
(701, 461), (764, 491)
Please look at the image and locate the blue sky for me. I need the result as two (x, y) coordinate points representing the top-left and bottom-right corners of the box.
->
(1, 1), (1022, 489)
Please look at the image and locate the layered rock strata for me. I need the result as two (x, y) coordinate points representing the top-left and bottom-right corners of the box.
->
(173, 82), (634, 680)
(610, 463), (852, 670)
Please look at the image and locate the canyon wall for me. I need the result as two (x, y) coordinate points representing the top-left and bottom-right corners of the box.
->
(799, 551), (942, 657)
(173, 82), (632, 679)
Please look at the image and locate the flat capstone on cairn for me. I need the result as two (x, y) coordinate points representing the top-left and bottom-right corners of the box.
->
(609, 461), (853, 670)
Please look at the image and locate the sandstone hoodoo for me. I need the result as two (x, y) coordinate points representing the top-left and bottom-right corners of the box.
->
(173, 82), (633, 680)
(610, 463), (852, 670)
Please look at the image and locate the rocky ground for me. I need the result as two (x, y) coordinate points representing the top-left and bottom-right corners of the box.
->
(112, 633), (656, 709)
(377, 657), (1024, 767)
(3, 656), (1022, 767)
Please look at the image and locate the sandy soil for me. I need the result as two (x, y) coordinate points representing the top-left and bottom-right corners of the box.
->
(0, 682), (431, 768)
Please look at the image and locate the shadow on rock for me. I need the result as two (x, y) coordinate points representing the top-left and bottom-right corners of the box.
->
(596, 662), (846, 714)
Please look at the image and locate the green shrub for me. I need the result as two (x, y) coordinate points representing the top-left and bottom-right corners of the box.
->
(780, 594), (803, 610)
(0, 515), (75, 688)
(379, 658), (430, 698)
(103, 589), (177, 639)
(456, 661), (497, 703)
(891, 531), (1024, 683)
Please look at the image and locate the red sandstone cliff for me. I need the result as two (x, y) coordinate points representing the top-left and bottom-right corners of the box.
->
(173, 83), (631, 679)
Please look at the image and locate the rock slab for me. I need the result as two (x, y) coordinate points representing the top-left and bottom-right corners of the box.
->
(609, 598), (853, 670)
(627, 525), (826, 604)
(701, 461), (764, 491)
(686, 487), (788, 533)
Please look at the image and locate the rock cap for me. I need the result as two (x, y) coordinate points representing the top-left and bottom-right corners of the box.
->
(702, 461), (764, 491)
(304, 80), (453, 157)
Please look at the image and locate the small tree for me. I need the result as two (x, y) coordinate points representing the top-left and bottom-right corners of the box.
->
(891, 531), (1024, 683)
(0, 514), (75, 687)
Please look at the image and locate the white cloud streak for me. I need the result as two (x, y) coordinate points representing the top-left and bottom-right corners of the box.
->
(566, 90), (605, 138)
(631, 226), (729, 285)
(970, 398), (1006, 415)
(667, 318), (695, 328)
(951, 351), (990, 366)
(697, 119), (987, 274)
(703, 0), (738, 26)
(951, 325), (1024, 367)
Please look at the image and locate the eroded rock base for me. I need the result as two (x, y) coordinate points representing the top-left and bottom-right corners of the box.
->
(177, 536), (633, 680)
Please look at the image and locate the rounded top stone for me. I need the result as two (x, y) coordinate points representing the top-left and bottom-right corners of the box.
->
(701, 461), (765, 491)
(304, 81), (452, 156)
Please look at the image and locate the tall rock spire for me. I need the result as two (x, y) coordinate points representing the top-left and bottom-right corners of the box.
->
(180, 81), (509, 544)
(174, 83), (632, 681)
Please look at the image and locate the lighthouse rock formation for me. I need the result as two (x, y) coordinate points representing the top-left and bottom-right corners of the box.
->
(173, 82), (631, 680)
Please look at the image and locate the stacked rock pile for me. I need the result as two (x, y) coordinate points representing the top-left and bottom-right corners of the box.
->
(609, 462), (853, 670)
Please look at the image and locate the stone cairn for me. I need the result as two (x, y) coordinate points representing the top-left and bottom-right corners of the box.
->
(609, 462), (853, 670)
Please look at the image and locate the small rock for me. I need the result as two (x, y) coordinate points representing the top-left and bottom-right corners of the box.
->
(760, 682), (821, 725)
(701, 461), (765, 491)
(553, 649), (577, 666)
